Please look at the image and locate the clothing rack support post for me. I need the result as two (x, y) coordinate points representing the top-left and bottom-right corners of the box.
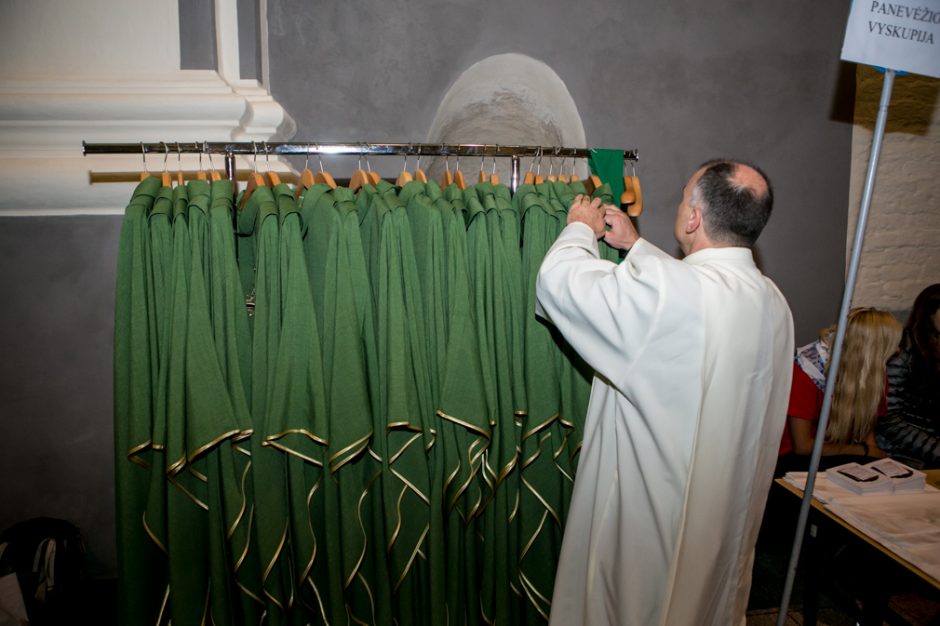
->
(511, 155), (520, 192)
(774, 68), (897, 626)
(225, 152), (236, 182)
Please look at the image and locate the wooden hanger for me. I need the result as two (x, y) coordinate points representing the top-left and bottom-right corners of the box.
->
(625, 175), (643, 217)
(366, 156), (381, 185)
(621, 176), (636, 204)
(174, 143), (185, 187)
(138, 143), (152, 181)
(489, 150), (500, 185)
(238, 143), (267, 208)
(523, 151), (538, 185)
(349, 150), (372, 191)
(414, 155), (428, 183)
(295, 152), (316, 199)
(207, 147), (223, 182)
(396, 154), (413, 186)
(312, 147), (337, 189)
(569, 157), (580, 183)
(262, 143), (281, 186)
(453, 155), (466, 190)
(546, 150), (558, 182)
(556, 154), (568, 183)
(440, 154), (454, 188)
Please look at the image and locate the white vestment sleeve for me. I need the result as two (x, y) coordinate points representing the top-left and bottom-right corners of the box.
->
(535, 223), (678, 391)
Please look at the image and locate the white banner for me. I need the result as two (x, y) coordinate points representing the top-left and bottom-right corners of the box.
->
(842, 0), (940, 78)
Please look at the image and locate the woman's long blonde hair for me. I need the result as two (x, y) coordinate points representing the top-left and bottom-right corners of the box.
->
(822, 307), (902, 444)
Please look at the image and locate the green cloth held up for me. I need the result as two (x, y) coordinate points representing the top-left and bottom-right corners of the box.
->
(587, 148), (625, 208)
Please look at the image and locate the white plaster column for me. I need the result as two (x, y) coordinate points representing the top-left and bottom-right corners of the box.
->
(0, 0), (295, 215)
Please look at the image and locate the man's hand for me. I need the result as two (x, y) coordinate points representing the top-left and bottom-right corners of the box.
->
(567, 194), (606, 238)
(603, 207), (639, 251)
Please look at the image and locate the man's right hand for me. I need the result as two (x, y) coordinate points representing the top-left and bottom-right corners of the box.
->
(603, 207), (639, 251)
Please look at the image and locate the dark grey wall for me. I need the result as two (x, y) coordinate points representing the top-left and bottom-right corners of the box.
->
(0, 216), (122, 578)
(267, 0), (852, 342)
(179, 0), (217, 70)
(2, 0), (854, 580)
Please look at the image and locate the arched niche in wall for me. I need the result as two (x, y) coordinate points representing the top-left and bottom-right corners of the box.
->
(426, 53), (587, 182)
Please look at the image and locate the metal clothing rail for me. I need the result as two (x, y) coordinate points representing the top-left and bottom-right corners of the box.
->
(82, 140), (639, 192)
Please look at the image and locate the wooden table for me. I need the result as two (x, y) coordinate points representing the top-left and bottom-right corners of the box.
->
(774, 469), (940, 624)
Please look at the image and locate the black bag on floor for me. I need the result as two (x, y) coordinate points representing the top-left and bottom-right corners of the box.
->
(0, 517), (86, 625)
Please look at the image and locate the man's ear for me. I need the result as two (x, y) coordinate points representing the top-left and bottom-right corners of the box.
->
(685, 205), (702, 234)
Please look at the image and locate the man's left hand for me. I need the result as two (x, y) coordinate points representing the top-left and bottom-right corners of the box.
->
(567, 194), (606, 238)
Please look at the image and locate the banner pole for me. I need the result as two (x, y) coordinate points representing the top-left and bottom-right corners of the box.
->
(774, 67), (896, 626)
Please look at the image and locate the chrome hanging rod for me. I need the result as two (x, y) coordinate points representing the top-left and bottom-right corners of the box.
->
(82, 140), (638, 161)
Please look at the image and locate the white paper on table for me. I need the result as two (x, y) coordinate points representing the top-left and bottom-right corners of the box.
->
(826, 491), (940, 581)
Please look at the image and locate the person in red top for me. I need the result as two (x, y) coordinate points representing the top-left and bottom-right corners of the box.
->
(776, 307), (901, 475)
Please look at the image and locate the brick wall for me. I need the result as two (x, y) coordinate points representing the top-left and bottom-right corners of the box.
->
(849, 65), (940, 317)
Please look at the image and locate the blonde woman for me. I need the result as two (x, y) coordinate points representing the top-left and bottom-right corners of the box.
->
(777, 307), (902, 473)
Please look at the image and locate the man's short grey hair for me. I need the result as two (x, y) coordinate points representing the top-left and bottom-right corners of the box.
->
(690, 159), (773, 248)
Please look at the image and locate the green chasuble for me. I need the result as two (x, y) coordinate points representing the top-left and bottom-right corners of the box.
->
(358, 182), (440, 625)
(515, 180), (571, 624)
(425, 181), (492, 624)
(152, 182), (242, 625)
(474, 180), (525, 625)
(206, 180), (265, 623)
(455, 182), (515, 625)
(114, 176), (164, 625)
(236, 185), (296, 625)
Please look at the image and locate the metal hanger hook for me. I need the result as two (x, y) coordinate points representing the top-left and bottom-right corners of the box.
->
(140, 142), (149, 174)
(162, 142), (169, 172)
(251, 141), (259, 172)
(316, 143), (325, 173)
(206, 141), (217, 172)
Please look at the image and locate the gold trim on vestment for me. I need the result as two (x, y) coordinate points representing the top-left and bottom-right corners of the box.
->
(520, 509), (548, 561)
(329, 430), (373, 472)
(189, 465), (208, 483)
(227, 458), (252, 539)
(305, 578), (331, 626)
(518, 570), (551, 621)
(442, 457), (462, 501)
(233, 506), (253, 573)
(155, 585), (170, 626)
(235, 578), (265, 607)
(495, 453), (518, 486)
(388, 432), (423, 465)
(523, 412), (559, 441)
(508, 488), (520, 523)
(388, 485), (406, 551)
(128, 440), (153, 467)
(480, 596), (495, 626)
(187, 428), (244, 465)
(389, 465), (430, 505)
(345, 485), (373, 589)
(522, 476), (561, 526)
(436, 410), (490, 438)
(261, 522), (290, 612)
(356, 572), (375, 626)
(143, 511), (167, 553)
(265, 428), (329, 446)
(167, 474), (209, 511)
(299, 477), (322, 583)
(263, 440), (324, 467)
(393, 524), (429, 592)
(386, 420), (422, 432)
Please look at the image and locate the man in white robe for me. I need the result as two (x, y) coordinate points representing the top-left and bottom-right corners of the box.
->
(537, 160), (794, 626)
